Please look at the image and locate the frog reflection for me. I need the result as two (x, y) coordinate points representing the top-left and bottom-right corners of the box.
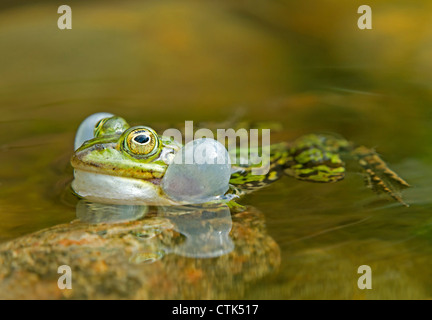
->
(75, 200), (234, 259)
(157, 203), (234, 258)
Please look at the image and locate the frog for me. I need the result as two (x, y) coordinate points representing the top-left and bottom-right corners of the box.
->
(71, 112), (410, 207)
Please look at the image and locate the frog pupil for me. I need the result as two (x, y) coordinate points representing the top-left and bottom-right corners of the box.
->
(134, 134), (150, 144)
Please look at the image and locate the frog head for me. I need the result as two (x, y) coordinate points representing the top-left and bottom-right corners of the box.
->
(71, 113), (181, 205)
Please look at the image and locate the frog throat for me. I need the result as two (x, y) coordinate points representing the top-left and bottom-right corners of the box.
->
(71, 170), (180, 206)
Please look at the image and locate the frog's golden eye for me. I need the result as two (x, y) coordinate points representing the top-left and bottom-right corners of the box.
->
(124, 127), (159, 157)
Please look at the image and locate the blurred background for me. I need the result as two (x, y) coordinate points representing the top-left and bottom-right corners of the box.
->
(1, 0), (432, 299)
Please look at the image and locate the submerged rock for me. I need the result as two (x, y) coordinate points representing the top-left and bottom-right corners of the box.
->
(0, 205), (280, 299)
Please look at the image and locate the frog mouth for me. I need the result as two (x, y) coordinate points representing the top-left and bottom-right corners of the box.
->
(71, 151), (167, 181)
(71, 169), (178, 206)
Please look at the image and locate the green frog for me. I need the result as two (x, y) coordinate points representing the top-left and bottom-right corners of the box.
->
(71, 113), (410, 207)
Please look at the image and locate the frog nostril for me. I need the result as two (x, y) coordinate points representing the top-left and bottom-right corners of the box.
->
(134, 134), (150, 144)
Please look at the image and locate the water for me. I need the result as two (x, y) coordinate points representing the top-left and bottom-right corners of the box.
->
(0, 0), (432, 299)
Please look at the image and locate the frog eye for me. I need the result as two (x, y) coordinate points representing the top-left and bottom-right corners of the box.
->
(123, 127), (159, 157)
(94, 116), (129, 138)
